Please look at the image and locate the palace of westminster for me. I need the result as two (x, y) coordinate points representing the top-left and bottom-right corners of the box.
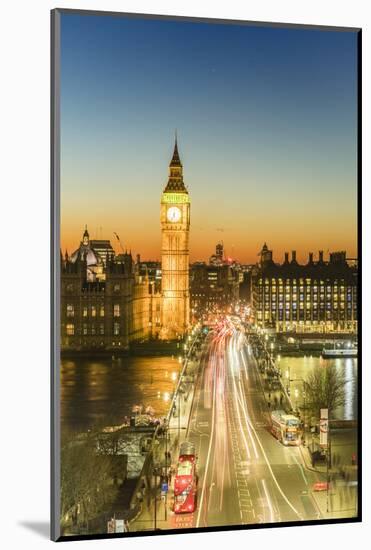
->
(61, 140), (358, 352)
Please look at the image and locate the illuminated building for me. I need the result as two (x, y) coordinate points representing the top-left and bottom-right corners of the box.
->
(61, 230), (162, 352)
(252, 245), (357, 333)
(160, 137), (190, 339)
(69, 226), (105, 282)
(190, 262), (240, 317)
(209, 242), (224, 265)
(89, 239), (115, 267)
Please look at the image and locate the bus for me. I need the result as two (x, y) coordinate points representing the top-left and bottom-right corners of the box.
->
(174, 442), (197, 514)
(271, 410), (301, 446)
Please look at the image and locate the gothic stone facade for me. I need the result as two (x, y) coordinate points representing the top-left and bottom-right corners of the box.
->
(61, 253), (161, 352)
(160, 138), (190, 339)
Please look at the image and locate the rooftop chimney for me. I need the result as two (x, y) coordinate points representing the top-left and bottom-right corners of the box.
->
(284, 252), (289, 264)
(308, 252), (313, 264)
(319, 250), (324, 263)
(291, 250), (297, 263)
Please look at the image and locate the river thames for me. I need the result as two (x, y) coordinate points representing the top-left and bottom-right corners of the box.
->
(61, 352), (357, 435)
(61, 355), (181, 434)
(278, 355), (358, 421)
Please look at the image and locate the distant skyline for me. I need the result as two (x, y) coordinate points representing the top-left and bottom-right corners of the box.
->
(60, 13), (358, 263)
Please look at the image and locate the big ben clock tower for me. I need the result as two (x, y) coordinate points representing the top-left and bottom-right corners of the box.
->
(160, 137), (190, 339)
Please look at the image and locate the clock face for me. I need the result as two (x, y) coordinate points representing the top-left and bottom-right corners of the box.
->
(167, 206), (181, 223)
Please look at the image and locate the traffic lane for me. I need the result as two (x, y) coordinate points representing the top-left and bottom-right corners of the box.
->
(168, 336), (213, 531)
(224, 354), (300, 524)
(187, 334), (219, 528)
(195, 328), (309, 527)
(192, 331), (243, 528)
(241, 344), (321, 521)
(254, 429), (320, 521)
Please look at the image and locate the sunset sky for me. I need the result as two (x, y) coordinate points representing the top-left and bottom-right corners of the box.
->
(60, 12), (358, 264)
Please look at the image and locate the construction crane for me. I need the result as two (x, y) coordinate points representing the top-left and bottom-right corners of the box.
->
(113, 232), (125, 254)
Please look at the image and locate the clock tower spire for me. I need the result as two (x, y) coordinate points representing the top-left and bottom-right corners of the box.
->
(160, 136), (190, 339)
(164, 134), (187, 193)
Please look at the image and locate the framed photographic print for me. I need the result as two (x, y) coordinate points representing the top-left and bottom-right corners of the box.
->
(51, 8), (361, 542)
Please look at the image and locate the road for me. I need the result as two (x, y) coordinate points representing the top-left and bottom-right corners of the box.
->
(168, 319), (321, 530)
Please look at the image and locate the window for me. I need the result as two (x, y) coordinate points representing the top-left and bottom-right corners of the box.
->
(83, 323), (88, 336)
(114, 304), (120, 317)
(100, 305), (105, 317)
(114, 283), (121, 293)
(83, 306), (88, 317)
(66, 284), (74, 293)
(114, 322), (120, 336)
(99, 323), (105, 335)
(66, 324), (74, 336)
(91, 325), (96, 335)
(91, 306), (97, 317)
(66, 304), (74, 317)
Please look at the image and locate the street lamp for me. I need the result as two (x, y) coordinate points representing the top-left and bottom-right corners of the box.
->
(285, 367), (291, 395)
(290, 377), (306, 445)
(294, 388), (299, 411)
(163, 392), (170, 403)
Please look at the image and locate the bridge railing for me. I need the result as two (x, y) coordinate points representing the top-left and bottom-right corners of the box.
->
(128, 330), (202, 524)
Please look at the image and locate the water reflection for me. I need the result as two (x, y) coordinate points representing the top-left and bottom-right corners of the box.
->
(277, 355), (357, 420)
(61, 355), (181, 433)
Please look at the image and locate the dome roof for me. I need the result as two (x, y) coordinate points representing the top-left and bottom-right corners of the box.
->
(70, 244), (103, 267)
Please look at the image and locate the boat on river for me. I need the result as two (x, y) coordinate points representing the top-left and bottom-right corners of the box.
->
(321, 342), (357, 358)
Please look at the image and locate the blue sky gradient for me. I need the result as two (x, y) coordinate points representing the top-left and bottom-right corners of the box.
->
(60, 13), (358, 263)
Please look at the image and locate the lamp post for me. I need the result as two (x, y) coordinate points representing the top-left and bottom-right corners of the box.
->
(294, 388), (299, 412)
(163, 419), (168, 522)
(178, 386), (181, 443)
(285, 367), (291, 396)
(290, 377), (306, 445)
(152, 466), (160, 530)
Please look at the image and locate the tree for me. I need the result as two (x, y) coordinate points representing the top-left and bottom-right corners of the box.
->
(60, 432), (119, 533)
(303, 364), (348, 421)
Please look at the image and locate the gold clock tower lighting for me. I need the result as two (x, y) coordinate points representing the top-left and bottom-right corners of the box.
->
(160, 136), (190, 339)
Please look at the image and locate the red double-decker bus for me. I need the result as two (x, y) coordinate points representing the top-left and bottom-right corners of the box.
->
(174, 442), (197, 514)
